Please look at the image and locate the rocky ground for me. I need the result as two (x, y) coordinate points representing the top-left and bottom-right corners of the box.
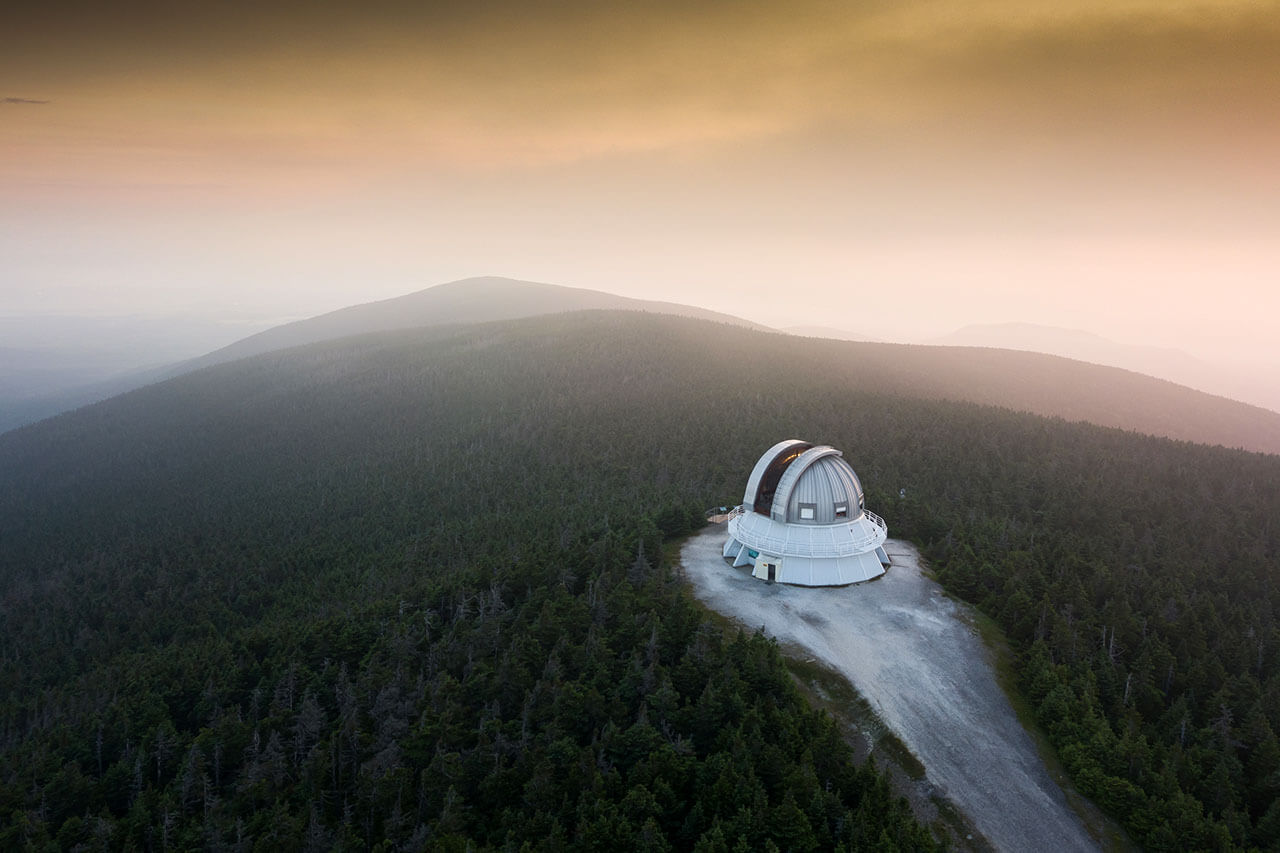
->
(680, 524), (1102, 853)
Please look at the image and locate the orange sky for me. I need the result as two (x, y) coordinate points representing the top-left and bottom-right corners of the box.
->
(3, 0), (1278, 366)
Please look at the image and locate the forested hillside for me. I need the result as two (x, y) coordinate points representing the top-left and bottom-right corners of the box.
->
(2, 311), (1278, 850)
(0, 315), (937, 850)
(14, 278), (1280, 456)
(191, 305), (1280, 457)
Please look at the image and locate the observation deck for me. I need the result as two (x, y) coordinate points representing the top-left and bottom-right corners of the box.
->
(727, 505), (888, 559)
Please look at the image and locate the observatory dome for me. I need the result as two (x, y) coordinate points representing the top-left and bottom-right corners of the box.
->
(724, 440), (890, 586)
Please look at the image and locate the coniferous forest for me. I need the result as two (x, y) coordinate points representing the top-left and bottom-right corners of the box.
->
(2, 311), (1279, 850)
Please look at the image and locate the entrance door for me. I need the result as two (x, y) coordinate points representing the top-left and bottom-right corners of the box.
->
(767, 563), (776, 582)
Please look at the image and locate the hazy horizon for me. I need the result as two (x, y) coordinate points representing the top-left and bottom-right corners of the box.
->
(4, 1), (1278, 381)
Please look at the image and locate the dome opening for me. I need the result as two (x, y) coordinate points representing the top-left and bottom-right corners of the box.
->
(751, 441), (812, 515)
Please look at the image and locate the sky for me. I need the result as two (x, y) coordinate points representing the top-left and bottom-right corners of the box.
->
(4, 0), (1279, 369)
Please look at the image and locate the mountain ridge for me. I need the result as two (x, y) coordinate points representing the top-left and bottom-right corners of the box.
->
(172, 276), (769, 375)
(933, 321), (1280, 415)
(12, 310), (1280, 456)
(0, 277), (768, 433)
(7, 280), (1277, 454)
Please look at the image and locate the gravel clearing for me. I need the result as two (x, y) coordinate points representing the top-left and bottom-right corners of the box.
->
(681, 524), (1101, 853)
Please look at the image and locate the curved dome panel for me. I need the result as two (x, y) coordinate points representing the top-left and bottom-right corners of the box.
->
(741, 439), (812, 515)
(769, 446), (865, 524)
(783, 455), (866, 524)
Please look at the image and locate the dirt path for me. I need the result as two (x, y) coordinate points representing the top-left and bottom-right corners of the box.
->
(680, 525), (1101, 853)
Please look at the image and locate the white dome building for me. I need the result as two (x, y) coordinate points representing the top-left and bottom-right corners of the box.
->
(723, 440), (890, 585)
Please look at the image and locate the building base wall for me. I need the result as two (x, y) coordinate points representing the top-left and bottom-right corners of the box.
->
(723, 507), (891, 587)
(723, 533), (890, 586)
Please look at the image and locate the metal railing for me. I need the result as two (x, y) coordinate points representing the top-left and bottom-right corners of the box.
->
(729, 505), (887, 558)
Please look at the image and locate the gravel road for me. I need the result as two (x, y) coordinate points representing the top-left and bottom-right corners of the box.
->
(681, 524), (1101, 853)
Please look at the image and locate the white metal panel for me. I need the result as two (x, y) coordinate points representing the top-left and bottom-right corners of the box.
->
(785, 455), (867, 524)
(741, 439), (810, 506)
(730, 506), (887, 559)
(770, 445), (842, 522)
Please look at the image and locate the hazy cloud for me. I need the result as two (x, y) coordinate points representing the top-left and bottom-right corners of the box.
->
(2, 97), (50, 104)
(1, 0), (1276, 369)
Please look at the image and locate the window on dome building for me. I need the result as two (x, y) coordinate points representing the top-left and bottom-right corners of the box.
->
(798, 503), (816, 520)
(834, 504), (848, 518)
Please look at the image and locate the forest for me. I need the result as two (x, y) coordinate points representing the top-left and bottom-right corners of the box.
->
(1, 310), (1278, 850)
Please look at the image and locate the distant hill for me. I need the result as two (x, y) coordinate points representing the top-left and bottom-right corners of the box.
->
(174, 276), (768, 375)
(934, 322), (1280, 415)
(17, 310), (1279, 456)
(826, 337), (1280, 454)
(783, 324), (884, 343)
(755, 319), (1280, 454)
(8, 285), (1278, 455)
(177, 280), (1278, 453)
(0, 277), (766, 434)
